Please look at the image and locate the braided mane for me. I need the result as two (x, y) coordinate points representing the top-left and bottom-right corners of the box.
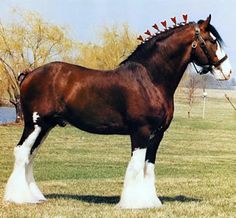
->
(121, 18), (223, 65)
(121, 22), (193, 64)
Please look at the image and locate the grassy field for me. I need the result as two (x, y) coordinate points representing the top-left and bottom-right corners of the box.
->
(0, 94), (236, 217)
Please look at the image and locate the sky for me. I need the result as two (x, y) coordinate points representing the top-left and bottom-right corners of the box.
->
(0, 0), (235, 74)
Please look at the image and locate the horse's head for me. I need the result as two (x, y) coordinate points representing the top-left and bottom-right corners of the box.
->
(191, 15), (232, 80)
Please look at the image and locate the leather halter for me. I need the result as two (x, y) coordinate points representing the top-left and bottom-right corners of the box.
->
(191, 24), (228, 75)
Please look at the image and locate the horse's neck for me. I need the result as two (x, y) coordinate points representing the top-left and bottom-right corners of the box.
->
(141, 32), (193, 96)
(147, 46), (191, 95)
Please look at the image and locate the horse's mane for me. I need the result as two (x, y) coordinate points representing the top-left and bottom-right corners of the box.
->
(121, 20), (223, 65)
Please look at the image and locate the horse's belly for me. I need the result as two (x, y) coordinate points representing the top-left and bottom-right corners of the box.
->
(72, 120), (129, 135)
(65, 110), (129, 135)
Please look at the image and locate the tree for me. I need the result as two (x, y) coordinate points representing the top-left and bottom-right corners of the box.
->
(0, 11), (74, 122)
(76, 24), (138, 69)
(0, 63), (10, 106)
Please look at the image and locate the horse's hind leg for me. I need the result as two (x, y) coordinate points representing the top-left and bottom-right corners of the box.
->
(26, 126), (50, 202)
(4, 112), (51, 204)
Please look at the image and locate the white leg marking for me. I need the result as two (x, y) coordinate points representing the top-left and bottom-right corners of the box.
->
(4, 146), (38, 203)
(143, 162), (162, 207)
(33, 112), (40, 123)
(26, 133), (48, 202)
(26, 160), (46, 201)
(4, 122), (42, 204)
(117, 149), (162, 209)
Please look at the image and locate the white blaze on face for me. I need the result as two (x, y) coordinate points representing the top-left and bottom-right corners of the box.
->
(210, 34), (232, 80)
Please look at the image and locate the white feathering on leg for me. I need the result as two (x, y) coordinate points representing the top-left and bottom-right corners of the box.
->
(26, 160), (46, 201)
(26, 137), (48, 202)
(143, 161), (162, 207)
(117, 148), (162, 209)
(4, 114), (43, 204)
(4, 146), (39, 203)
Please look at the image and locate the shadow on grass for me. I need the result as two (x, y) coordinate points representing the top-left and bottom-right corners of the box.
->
(160, 195), (201, 203)
(46, 194), (119, 204)
(45, 194), (201, 204)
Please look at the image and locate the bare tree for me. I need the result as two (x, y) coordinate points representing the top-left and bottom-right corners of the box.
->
(184, 72), (201, 118)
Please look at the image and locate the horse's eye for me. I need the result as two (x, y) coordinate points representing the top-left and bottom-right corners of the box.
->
(200, 41), (206, 47)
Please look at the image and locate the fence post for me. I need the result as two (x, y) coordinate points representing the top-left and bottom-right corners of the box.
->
(202, 91), (207, 119)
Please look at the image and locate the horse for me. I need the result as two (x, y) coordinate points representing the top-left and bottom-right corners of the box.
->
(4, 15), (232, 208)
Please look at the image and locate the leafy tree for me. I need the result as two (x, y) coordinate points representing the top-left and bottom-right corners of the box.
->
(76, 24), (138, 69)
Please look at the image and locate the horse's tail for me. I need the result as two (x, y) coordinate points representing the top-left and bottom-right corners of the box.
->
(18, 69), (31, 86)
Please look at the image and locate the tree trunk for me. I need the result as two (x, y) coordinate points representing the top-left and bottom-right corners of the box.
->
(15, 95), (23, 123)
(188, 102), (192, 119)
(10, 95), (23, 123)
(15, 101), (23, 123)
(188, 111), (191, 118)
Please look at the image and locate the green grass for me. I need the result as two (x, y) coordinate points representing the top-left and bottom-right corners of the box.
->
(0, 96), (236, 217)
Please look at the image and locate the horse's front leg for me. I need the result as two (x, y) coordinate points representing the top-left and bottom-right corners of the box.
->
(117, 129), (164, 209)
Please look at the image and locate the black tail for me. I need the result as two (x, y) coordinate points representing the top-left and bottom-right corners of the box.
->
(18, 69), (31, 86)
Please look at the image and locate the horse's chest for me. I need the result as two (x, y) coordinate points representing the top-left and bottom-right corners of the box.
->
(145, 99), (174, 128)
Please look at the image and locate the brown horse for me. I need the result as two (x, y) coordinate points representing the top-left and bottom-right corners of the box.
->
(4, 15), (232, 208)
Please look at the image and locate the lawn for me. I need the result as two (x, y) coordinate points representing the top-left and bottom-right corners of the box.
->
(0, 94), (236, 217)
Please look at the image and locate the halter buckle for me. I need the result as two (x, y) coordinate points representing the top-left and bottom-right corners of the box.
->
(192, 41), (198, 49)
(195, 27), (200, 36)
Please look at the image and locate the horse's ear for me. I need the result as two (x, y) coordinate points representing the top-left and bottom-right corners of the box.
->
(200, 14), (211, 30)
